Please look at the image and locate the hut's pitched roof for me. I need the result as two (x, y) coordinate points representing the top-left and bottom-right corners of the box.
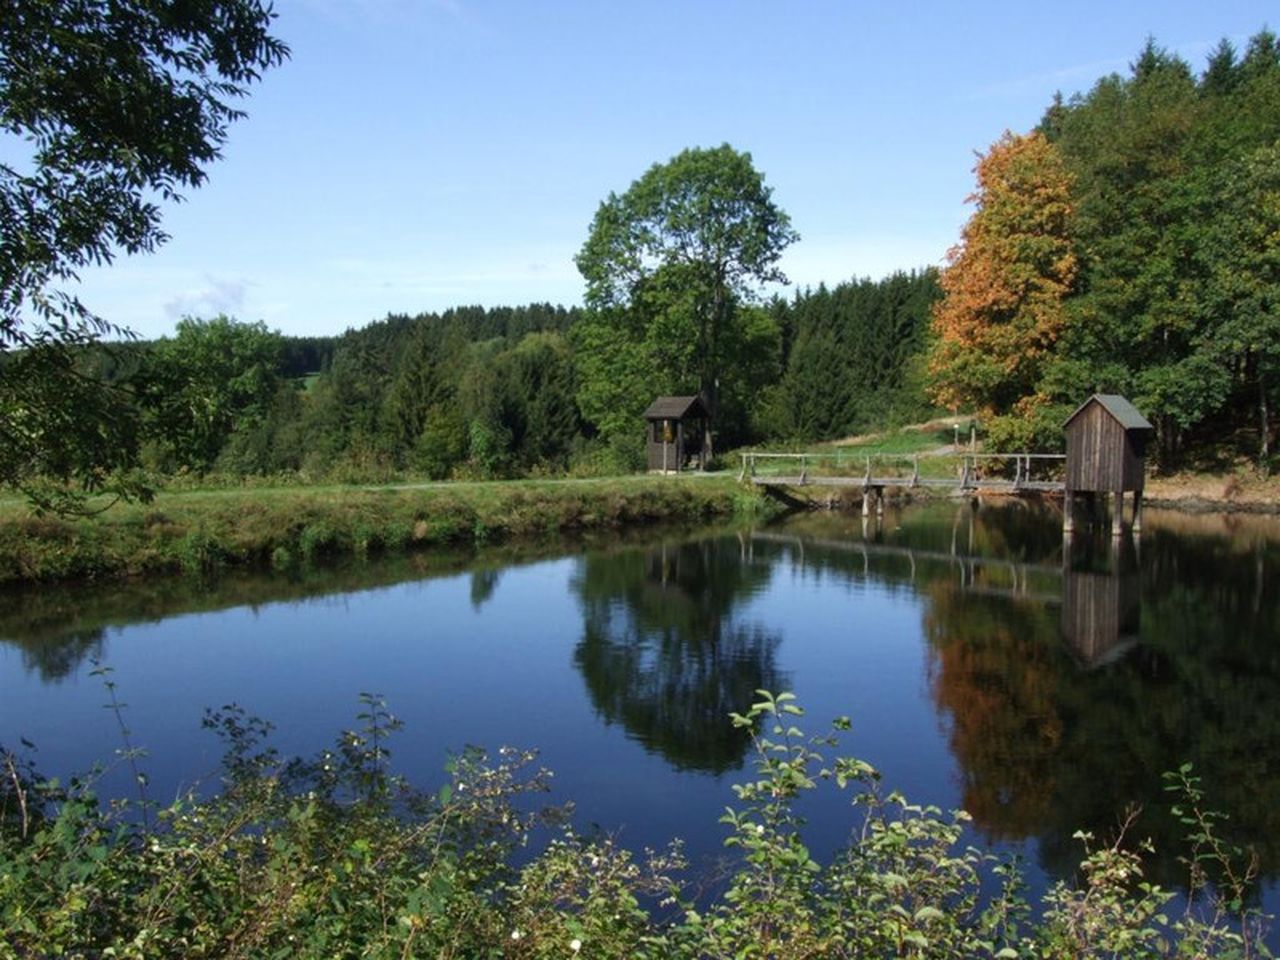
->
(1064, 394), (1154, 433)
(644, 395), (706, 420)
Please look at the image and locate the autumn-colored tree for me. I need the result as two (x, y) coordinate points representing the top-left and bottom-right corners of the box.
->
(928, 131), (1077, 420)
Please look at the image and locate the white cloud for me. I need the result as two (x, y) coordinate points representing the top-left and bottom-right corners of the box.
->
(163, 276), (251, 321)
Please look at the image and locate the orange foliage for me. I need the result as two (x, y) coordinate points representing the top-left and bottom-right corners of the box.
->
(928, 131), (1077, 415)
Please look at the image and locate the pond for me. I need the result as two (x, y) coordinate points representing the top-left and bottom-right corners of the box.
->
(4, 498), (1280, 919)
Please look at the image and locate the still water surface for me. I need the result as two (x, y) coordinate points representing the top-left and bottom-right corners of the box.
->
(4, 500), (1280, 909)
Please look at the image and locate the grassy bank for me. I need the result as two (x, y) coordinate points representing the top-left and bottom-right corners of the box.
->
(0, 475), (767, 586)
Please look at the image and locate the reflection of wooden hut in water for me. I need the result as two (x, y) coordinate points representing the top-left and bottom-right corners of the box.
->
(1061, 565), (1140, 669)
(644, 395), (708, 473)
(1063, 394), (1155, 536)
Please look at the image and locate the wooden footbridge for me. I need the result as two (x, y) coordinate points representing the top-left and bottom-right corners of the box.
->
(735, 395), (1156, 536)
(739, 450), (1067, 515)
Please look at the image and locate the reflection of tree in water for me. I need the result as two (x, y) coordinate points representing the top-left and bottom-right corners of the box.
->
(469, 569), (501, 609)
(571, 536), (785, 774)
(925, 517), (1280, 890)
(925, 586), (1063, 839)
(0, 537), (611, 690)
(5, 629), (105, 683)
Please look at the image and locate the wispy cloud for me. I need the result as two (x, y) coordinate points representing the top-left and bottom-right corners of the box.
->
(163, 276), (251, 321)
(961, 57), (1129, 103)
(961, 31), (1257, 105)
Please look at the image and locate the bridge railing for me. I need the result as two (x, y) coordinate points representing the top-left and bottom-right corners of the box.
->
(738, 450), (1066, 489)
(953, 452), (1067, 488)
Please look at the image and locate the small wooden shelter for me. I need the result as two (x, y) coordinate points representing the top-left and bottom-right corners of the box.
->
(644, 395), (707, 473)
(1062, 394), (1155, 535)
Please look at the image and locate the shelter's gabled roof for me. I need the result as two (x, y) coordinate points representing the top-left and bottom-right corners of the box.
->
(1063, 394), (1155, 433)
(644, 395), (707, 420)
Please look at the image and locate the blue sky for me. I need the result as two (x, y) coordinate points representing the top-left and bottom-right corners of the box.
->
(62, 1), (1273, 339)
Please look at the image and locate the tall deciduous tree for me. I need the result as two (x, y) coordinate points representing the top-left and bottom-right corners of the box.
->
(0, 0), (287, 509)
(927, 131), (1077, 423)
(575, 144), (798, 459)
(139, 316), (284, 471)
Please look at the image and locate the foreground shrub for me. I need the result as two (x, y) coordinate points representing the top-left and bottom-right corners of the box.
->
(0, 692), (1271, 958)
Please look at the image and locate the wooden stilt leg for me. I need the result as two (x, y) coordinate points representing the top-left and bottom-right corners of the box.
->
(1112, 490), (1124, 537)
(1132, 488), (1143, 534)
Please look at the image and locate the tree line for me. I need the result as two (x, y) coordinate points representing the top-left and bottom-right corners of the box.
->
(928, 30), (1280, 466)
(5, 10), (1279, 506)
(57, 270), (937, 485)
(112, 27), (1280, 486)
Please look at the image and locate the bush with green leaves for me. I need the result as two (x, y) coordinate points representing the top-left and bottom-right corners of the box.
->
(0, 691), (1272, 958)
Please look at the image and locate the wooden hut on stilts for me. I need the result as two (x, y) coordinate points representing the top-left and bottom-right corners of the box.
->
(1062, 394), (1155, 537)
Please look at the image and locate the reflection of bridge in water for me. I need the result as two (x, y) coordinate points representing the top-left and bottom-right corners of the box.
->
(746, 529), (1064, 604)
(745, 524), (1140, 670)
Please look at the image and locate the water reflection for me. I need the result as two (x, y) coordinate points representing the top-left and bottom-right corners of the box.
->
(920, 506), (1280, 888)
(737, 503), (1280, 890)
(1060, 538), (1140, 669)
(570, 537), (786, 773)
(0, 527), (678, 682)
(11, 630), (105, 684)
(5, 501), (1280, 902)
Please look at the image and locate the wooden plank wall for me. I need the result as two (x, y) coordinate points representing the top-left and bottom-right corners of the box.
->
(1066, 404), (1143, 492)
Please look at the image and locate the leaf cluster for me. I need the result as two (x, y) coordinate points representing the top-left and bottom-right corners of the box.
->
(0, 0), (288, 512)
(2, 691), (1268, 958)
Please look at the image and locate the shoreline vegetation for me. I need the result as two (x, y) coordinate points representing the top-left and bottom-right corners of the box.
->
(0, 475), (766, 587)
(3, 465), (1277, 588)
(1, 690), (1269, 957)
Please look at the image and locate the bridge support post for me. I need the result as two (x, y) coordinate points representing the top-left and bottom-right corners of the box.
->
(876, 486), (885, 517)
(1111, 490), (1124, 538)
(861, 489), (871, 517)
(1132, 489), (1143, 534)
